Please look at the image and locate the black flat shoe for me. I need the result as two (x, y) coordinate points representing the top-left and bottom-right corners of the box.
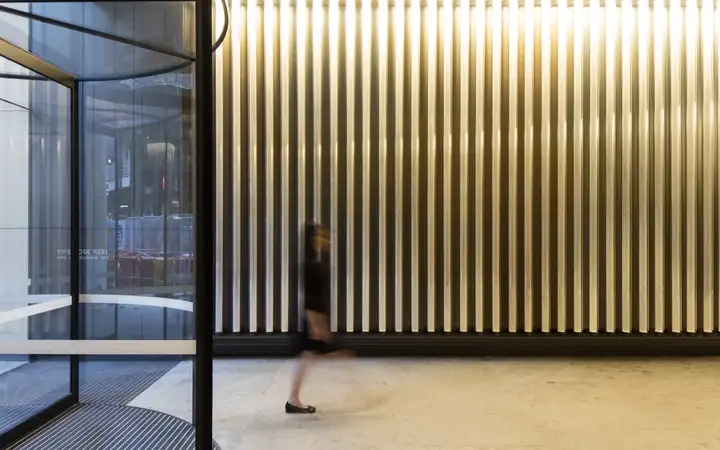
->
(285, 402), (316, 414)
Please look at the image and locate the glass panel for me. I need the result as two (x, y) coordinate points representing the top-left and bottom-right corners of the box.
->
(0, 95), (25, 111)
(78, 65), (194, 422)
(0, 54), (71, 435)
(1, 2), (195, 56)
(0, 6), (190, 80)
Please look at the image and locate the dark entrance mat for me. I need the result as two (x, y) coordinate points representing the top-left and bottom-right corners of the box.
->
(8, 404), (221, 450)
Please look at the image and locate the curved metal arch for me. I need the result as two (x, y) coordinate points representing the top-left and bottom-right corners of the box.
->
(0, 0), (230, 82)
(81, 0), (229, 83)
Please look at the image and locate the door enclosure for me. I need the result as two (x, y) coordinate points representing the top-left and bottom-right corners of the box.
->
(0, 0), (215, 447)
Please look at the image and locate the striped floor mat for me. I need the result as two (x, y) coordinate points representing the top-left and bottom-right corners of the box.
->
(7, 404), (221, 450)
(0, 359), (182, 443)
(0, 406), (47, 435)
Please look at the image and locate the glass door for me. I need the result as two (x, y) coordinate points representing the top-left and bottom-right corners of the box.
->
(0, 38), (77, 447)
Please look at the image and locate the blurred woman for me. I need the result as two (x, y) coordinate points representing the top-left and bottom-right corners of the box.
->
(286, 223), (336, 414)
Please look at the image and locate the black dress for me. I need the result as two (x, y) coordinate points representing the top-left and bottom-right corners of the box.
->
(297, 258), (334, 355)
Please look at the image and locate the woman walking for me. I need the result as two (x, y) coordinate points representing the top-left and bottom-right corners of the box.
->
(286, 222), (344, 414)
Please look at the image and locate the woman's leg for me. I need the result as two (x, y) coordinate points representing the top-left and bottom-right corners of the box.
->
(288, 351), (314, 408)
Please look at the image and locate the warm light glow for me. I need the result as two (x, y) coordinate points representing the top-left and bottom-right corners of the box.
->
(427, 0), (438, 332)
(508, 0), (518, 332)
(685, 0), (698, 333)
(652, 0), (665, 332)
(396, 0), (406, 61)
(701, 0), (714, 332)
(669, 0), (682, 36)
(376, 0), (390, 332)
(312, 0), (323, 44)
(491, 0), (502, 332)
(215, 0), (225, 42)
(717, 0), (720, 332)
(361, 0), (372, 50)
(523, 0), (534, 332)
(215, 0), (225, 334)
(605, 0), (617, 332)
(296, 0), (307, 51)
(637, 0), (650, 333)
(412, 0), (422, 50)
(312, 0), (323, 223)
(589, 0), (600, 332)
(394, 0), (405, 333)
(459, 0), (470, 332)
(296, 0), (307, 332)
(377, 0), (387, 52)
(346, 0), (356, 332)
(280, 0), (291, 332)
(443, 0), (453, 332)
(411, 0), (421, 333)
(621, 0), (633, 333)
(361, 0), (372, 332)
(246, 0), (258, 333)
(541, 0), (551, 333)
(573, 0), (583, 331)
(230, 0), (243, 332)
(329, 0), (339, 332)
(264, 0), (275, 332)
(557, 0), (567, 333)
(329, 0), (339, 61)
(347, 0), (356, 66)
(460, 0), (469, 52)
(669, 0), (682, 333)
(443, 0), (454, 35)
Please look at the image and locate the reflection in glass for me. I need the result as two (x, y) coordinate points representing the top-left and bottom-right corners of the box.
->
(79, 70), (195, 344)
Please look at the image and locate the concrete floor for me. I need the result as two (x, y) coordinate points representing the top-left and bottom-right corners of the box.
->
(130, 357), (720, 450)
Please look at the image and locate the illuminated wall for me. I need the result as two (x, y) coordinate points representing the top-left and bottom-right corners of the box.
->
(216, 0), (720, 335)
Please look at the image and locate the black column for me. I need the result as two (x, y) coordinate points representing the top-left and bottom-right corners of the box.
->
(70, 81), (80, 403)
(194, 0), (215, 447)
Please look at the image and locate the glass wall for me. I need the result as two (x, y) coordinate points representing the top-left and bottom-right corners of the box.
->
(0, 53), (72, 437)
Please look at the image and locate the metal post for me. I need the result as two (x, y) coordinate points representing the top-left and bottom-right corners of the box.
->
(70, 80), (80, 404)
(194, 0), (215, 447)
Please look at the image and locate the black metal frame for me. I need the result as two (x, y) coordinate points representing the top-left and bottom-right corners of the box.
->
(0, 37), (78, 449)
(193, 0), (214, 448)
(70, 79), (80, 406)
(0, 0), (218, 443)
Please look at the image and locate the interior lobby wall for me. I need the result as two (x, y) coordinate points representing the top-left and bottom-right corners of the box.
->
(207, 0), (720, 336)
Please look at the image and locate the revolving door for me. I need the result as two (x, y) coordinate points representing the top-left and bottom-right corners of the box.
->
(0, 0), (216, 447)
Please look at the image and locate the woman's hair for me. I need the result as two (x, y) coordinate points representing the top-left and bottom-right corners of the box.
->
(303, 222), (324, 261)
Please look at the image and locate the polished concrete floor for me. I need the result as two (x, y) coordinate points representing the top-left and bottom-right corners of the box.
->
(130, 357), (720, 450)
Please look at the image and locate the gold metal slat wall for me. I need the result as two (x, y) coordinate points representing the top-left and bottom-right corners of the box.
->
(218, 0), (720, 334)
